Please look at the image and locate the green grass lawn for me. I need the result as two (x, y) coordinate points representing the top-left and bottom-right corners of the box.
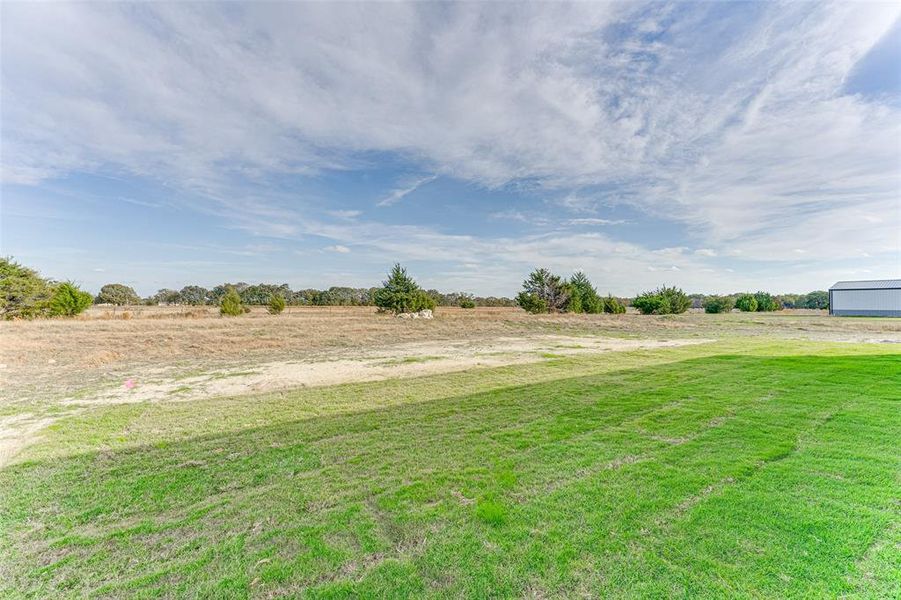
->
(1, 340), (899, 598)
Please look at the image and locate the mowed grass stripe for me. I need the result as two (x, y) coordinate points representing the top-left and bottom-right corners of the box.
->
(0, 344), (898, 598)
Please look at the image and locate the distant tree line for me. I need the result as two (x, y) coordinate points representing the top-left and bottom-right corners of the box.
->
(94, 281), (517, 308)
(2, 256), (832, 320)
(774, 291), (829, 309)
(699, 290), (828, 314)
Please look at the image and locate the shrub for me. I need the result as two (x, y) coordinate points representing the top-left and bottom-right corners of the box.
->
(268, 294), (286, 315)
(703, 295), (734, 314)
(459, 297), (476, 309)
(219, 287), (244, 316)
(633, 286), (690, 315)
(633, 292), (667, 315)
(734, 293), (758, 312)
(515, 291), (548, 314)
(95, 283), (140, 305)
(603, 295), (626, 314)
(0, 257), (54, 319)
(48, 282), (93, 317)
(373, 264), (436, 314)
(754, 291), (780, 312)
(518, 268), (569, 314)
(660, 286), (691, 314)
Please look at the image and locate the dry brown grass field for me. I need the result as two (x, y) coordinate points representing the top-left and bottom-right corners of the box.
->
(2, 306), (898, 453)
(3, 306), (898, 375)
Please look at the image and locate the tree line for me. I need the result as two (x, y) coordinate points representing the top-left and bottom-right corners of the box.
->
(97, 281), (516, 309)
(1, 256), (829, 320)
(697, 290), (828, 314)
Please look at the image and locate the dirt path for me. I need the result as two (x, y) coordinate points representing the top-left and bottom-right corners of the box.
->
(67, 335), (710, 407)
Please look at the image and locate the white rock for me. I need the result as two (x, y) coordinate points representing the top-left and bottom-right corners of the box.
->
(396, 309), (433, 320)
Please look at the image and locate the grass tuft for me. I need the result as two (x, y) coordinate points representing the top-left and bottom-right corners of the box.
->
(475, 498), (508, 526)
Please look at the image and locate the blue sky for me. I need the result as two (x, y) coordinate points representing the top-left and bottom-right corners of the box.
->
(2, 1), (899, 296)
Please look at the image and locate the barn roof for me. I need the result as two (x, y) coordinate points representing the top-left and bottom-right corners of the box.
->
(830, 279), (901, 291)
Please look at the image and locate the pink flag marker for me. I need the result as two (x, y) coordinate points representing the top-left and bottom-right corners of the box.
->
(124, 379), (136, 390)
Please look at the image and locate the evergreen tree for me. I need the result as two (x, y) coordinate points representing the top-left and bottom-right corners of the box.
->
(372, 264), (436, 314)
(0, 257), (53, 319)
(517, 268), (569, 313)
(268, 294), (286, 315)
(219, 287), (244, 316)
(567, 271), (604, 314)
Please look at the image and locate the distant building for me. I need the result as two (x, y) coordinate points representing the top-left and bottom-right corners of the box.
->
(828, 279), (901, 317)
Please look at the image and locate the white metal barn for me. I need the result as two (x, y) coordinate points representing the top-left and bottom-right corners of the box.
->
(828, 279), (901, 317)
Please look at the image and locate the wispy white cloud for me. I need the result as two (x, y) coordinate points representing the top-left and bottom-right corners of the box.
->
(325, 244), (351, 254)
(376, 175), (437, 207)
(326, 210), (362, 219)
(568, 218), (627, 226)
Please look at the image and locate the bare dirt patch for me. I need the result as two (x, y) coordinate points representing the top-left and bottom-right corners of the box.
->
(65, 335), (709, 406)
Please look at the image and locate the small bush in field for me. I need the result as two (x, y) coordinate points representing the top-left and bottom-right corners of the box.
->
(633, 286), (690, 315)
(48, 282), (93, 317)
(703, 295), (734, 314)
(268, 294), (286, 315)
(735, 293), (758, 312)
(632, 292), (665, 315)
(220, 287), (244, 316)
(459, 297), (476, 309)
(603, 295), (626, 314)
